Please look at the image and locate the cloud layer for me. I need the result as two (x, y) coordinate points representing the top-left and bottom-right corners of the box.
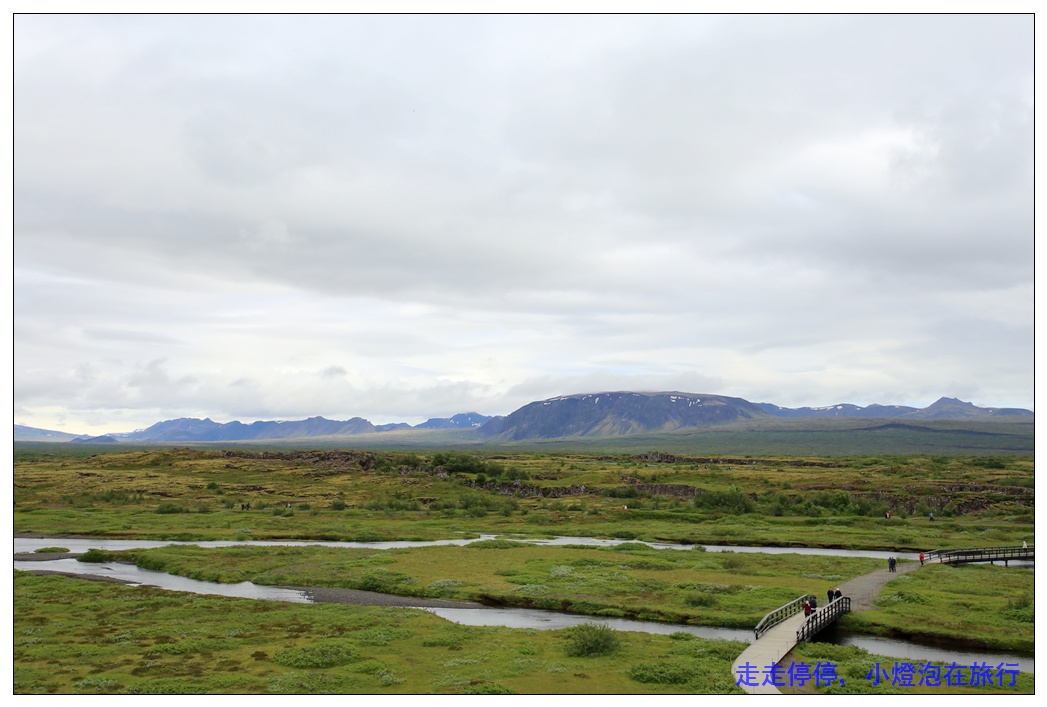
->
(14, 14), (1033, 434)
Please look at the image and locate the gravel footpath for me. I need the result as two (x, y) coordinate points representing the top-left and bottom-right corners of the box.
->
(835, 559), (923, 613)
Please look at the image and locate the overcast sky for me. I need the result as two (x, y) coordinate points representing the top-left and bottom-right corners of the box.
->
(13, 13), (1034, 434)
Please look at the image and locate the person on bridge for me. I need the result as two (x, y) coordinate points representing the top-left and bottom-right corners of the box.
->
(809, 595), (817, 612)
(834, 587), (842, 601)
(827, 587), (835, 604)
(1022, 540), (1028, 549)
(803, 600), (812, 617)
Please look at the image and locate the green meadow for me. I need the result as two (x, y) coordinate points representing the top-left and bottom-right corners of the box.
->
(839, 563), (1035, 653)
(76, 542), (886, 628)
(13, 447), (1034, 550)
(13, 571), (747, 695)
(12, 445), (1035, 693)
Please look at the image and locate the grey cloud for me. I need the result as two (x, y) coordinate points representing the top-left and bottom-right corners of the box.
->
(13, 14), (1033, 433)
(83, 328), (181, 344)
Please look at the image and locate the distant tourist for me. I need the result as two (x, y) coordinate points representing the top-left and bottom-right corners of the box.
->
(929, 512), (934, 522)
(803, 600), (811, 617)
(888, 557), (896, 572)
(834, 587), (842, 602)
(919, 552), (925, 566)
(1022, 540), (1028, 549)
(827, 587), (834, 604)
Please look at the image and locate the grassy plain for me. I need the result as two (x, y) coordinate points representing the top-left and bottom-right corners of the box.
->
(13, 446), (1034, 550)
(77, 542), (885, 628)
(12, 443), (1035, 694)
(839, 563), (1035, 653)
(13, 571), (747, 694)
(13, 565), (1033, 694)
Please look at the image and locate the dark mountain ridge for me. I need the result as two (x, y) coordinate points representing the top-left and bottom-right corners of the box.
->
(479, 394), (1032, 440)
(14, 394), (1030, 443)
(478, 392), (766, 440)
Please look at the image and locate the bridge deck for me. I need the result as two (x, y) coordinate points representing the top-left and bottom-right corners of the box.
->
(732, 611), (808, 694)
(928, 546), (1033, 565)
(732, 559), (923, 693)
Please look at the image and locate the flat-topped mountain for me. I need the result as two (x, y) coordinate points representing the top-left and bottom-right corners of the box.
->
(414, 412), (491, 429)
(14, 424), (82, 442)
(478, 392), (766, 440)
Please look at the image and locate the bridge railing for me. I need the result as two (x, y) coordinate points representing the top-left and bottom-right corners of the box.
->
(797, 597), (851, 642)
(754, 594), (814, 640)
(926, 546), (1033, 564)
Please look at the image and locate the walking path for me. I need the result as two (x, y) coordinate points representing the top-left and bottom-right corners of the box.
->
(732, 559), (923, 694)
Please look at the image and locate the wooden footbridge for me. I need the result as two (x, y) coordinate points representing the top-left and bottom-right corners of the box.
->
(732, 546), (1029, 694)
(925, 545), (1033, 567)
(733, 594), (853, 694)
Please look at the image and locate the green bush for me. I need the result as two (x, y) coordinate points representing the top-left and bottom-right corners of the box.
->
(272, 640), (360, 669)
(76, 548), (114, 563)
(684, 593), (718, 608)
(563, 622), (621, 657)
(356, 569), (416, 593)
(464, 684), (519, 694)
(154, 502), (184, 514)
(627, 660), (696, 684)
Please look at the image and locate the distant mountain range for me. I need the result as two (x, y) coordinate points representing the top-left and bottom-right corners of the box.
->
(14, 393), (1031, 443)
(477, 393), (1032, 440)
(14, 424), (82, 442)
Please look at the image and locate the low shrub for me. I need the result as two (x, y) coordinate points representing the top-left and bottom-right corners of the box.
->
(272, 640), (360, 669)
(468, 539), (528, 549)
(563, 622), (620, 657)
(627, 660), (696, 684)
(154, 502), (184, 514)
(77, 549), (114, 563)
(684, 593), (718, 608)
(464, 684), (519, 694)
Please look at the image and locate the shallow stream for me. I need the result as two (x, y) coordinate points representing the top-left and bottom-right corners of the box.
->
(13, 535), (1032, 673)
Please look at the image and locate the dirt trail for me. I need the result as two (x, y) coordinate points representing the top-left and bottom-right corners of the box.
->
(833, 558), (922, 613)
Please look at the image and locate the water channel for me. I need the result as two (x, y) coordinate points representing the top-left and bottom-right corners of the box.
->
(13, 536), (1033, 673)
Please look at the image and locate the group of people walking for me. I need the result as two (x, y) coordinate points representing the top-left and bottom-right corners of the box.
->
(803, 587), (843, 617)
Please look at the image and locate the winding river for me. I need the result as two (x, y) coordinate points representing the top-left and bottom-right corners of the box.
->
(13, 536), (1033, 673)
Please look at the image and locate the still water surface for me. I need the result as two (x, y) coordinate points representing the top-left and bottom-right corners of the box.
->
(12, 535), (923, 559)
